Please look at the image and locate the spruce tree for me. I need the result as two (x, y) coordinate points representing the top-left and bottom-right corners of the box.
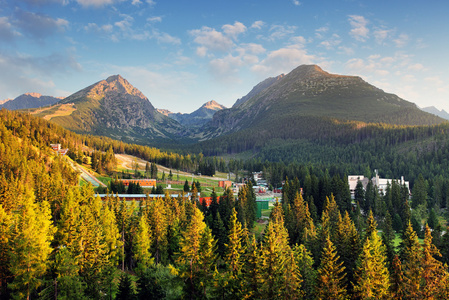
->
(8, 194), (55, 300)
(353, 230), (390, 299)
(316, 235), (347, 300)
(294, 244), (316, 300)
(133, 214), (154, 274)
(116, 273), (136, 300)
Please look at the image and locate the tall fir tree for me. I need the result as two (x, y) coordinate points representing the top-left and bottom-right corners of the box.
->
(316, 235), (347, 300)
(353, 230), (390, 299)
(8, 193), (55, 300)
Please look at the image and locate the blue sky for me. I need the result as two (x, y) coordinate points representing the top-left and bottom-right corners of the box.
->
(1, 0), (448, 113)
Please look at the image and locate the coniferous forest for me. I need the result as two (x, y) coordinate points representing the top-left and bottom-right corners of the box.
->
(3, 109), (449, 299)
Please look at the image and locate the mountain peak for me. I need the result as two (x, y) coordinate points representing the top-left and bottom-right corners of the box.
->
(202, 100), (226, 110)
(105, 74), (125, 83)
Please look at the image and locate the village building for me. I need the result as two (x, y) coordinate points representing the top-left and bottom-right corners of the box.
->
(348, 170), (410, 198)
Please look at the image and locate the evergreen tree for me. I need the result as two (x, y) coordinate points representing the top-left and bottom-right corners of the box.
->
(421, 224), (449, 299)
(294, 244), (316, 300)
(8, 194), (55, 300)
(412, 174), (427, 209)
(0, 204), (11, 297)
(147, 197), (168, 264)
(183, 180), (190, 192)
(177, 207), (215, 299)
(316, 235), (347, 300)
(353, 230), (390, 299)
(381, 211), (395, 266)
(223, 208), (246, 297)
(116, 273), (136, 300)
(133, 214), (154, 274)
(390, 255), (404, 300)
(399, 221), (422, 299)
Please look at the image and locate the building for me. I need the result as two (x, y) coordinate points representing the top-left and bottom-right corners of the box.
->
(219, 180), (232, 189)
(348, 170), (410, 198)
(118, 179), (156, 188)
(50, 143), (69, 156)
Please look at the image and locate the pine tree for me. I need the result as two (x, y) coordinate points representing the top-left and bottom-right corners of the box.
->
(294, 244), (316, 300)
(399, 221), (422, 299)
(241, 235), (261, 299)
(116, 273), (136, 300)
(133, 214), (154, 274)
(223, 208), (246, 297)
(381, 211), (395, 266)
(0, 204), (11, 297)
(177, 206), (214, 299)
(421, 224), (449, 299)
(390, 255), (404, 300)
(258, 217), (291, 299)
(316, 235), (347, 300)
(147, 197), (168, 264)
(8, 194), (55, 300)
(364, 210), (377, 244)
(334, 211), (360, 293)
(353, 230), (390, 299)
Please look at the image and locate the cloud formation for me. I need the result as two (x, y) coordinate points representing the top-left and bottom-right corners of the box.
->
(13, 10), (68, 40)
(348, 15), (369, 41)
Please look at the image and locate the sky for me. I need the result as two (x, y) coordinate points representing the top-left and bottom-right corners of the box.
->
(1, 0), (448, 113)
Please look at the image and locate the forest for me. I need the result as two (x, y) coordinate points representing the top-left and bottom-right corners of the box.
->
(2, 108), (449, 299)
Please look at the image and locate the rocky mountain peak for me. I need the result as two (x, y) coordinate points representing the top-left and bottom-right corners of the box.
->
(203, 100), (226, 110)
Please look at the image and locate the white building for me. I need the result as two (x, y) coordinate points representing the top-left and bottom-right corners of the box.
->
(348, 170), (410, 198)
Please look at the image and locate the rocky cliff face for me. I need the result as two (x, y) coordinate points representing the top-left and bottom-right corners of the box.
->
(50, 75), (183, 142)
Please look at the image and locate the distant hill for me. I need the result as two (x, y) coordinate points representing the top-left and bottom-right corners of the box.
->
(163, 100), (227, 127)
(421, 106), (449, 121)
(0, 93), (62, 110)
(197, 65), (445, 154)
(29, 75), (184, 144)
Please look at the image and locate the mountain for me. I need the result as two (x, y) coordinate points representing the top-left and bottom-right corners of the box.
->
(204, 65), (444, 138)
(233, 74), (284, 108)
(164, 100), (227, 127)
(0, 93), (62, 110)
(0, 98), (12, 105)
(421, 106), (449, 121)
(29, 75), (183, 144)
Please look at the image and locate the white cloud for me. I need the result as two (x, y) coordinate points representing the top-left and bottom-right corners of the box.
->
(209, 55), (244, 83)
(84, 22), (113, 33)
(189, 26), (234, 55)
(319, 34), (341, 50)
(408, 63), (424, 71)
(292, 0), (301, 6)
(76, 0), (118, 8)
(240, 43), (265, 55)
(0, 17), (21, 41)
(13, 10), (68, 40)
(147, 16), (162, 23)
(338, 46), (354, 55)
(394, 33), (409, 48)
(252, 45), (316, 76)
(0, 51), (81, 98)
(290, 35), (307, 46)
(348, 15), (369, 42)
(264, 24), (297, 42)
(250, 21), (264, 30)
(374, 28), (392, 44)
(222, 21), (246, 40)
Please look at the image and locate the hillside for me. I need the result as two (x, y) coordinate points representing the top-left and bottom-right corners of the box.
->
(196, 64), (446, 155)
(29, 75), (184, 144)
(0, 93), (62, 110)
(207, 65), (443, 137)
